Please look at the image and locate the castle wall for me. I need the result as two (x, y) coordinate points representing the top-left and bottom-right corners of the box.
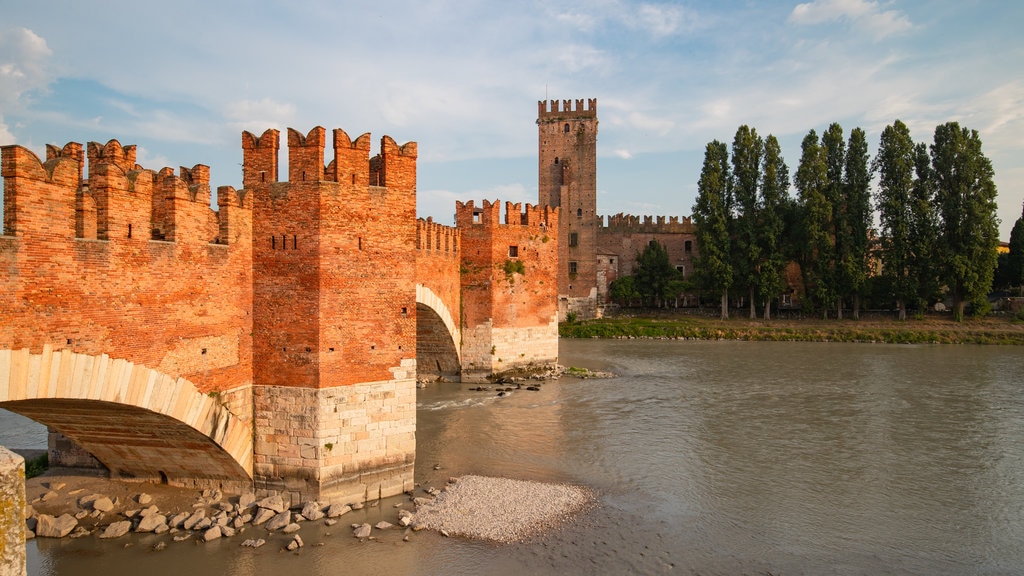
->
(456, 200), (559, 380)
(415, 218), (461, 380)
(246, 127), (417, 504)
(0, 142), (254, 396)
(596, 213), (699, 305)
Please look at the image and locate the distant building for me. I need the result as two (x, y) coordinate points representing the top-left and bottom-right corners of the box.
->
(537, 98), (699, 319)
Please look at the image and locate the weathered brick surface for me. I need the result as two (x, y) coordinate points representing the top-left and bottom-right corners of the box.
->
(248, 128), (417, 390)
(415, 219), (461, 379)
(0, 142), (253, 394)
(456, 200), (559, 378)
(538, 99), (599, 318)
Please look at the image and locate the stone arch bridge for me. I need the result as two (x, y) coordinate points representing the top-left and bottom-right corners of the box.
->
(0, 132), (558, 505)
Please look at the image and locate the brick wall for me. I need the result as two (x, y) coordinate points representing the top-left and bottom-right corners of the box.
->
(456, 200), (559, 379)
(415, 218), (461, 380)
(0, 142), (253, 395)
(537, 99), (599, 318)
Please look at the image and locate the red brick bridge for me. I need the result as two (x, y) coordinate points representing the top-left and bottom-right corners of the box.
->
(0, 128), (557, 505)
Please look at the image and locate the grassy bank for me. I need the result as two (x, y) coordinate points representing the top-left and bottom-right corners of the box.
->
(559, 313), (1024, 345)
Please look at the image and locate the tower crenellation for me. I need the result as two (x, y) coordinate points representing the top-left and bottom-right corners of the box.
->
(242, 129), (280, 188)
(537, 98), (597, 119)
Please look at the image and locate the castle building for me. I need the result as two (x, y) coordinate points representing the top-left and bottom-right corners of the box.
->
(537, 99), (698, 319)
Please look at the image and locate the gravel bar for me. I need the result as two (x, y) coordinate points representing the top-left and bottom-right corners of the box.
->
(413, 475), (593, 543)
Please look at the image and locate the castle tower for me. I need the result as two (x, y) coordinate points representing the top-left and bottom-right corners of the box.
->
(247, 127), (418, 505)
(456, 200), (559, 380)
(537, 98), (598, 319)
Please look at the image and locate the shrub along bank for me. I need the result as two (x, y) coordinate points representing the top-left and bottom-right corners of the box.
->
(559, 314), (1024, 345)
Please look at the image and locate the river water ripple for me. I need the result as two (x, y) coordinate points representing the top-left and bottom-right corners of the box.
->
(3, 339), (1023, 575)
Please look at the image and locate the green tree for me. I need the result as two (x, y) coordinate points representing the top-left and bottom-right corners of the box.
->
(608, 275), (640, 307)
(842, 127), (872, 319)
(931, 122), (1000, 321)
(822, 123), (847, 318)
(1007, 205), (1024, 293)
(633, 240), (682, 307)
(873, 120), (917, 320)
(758, 134), (790, 320)
(795, 129), (834, 318)
(731, 125), (764, 319)
(909, 142), (940, 310)
(692, 140), (734, 320)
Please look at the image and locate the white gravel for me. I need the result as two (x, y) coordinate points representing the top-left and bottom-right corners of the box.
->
(412, 475), (593, 543)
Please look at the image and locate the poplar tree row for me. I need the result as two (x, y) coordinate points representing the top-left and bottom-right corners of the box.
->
(691, 121), (1001, 322)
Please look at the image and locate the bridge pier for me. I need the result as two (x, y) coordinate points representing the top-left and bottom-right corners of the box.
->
(252, 369), (417, 506)
(0, 446), (26, 576)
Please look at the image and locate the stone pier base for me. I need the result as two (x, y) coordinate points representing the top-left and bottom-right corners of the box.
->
(0, 446), (26, 576)
(253, 371), (417, 507)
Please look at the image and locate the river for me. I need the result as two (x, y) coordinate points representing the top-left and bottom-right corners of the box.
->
(3, 339), (1023, 575)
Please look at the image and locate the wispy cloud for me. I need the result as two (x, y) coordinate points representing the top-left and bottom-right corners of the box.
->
(789, 0), (913, 39)
(0, 27), (52, 109)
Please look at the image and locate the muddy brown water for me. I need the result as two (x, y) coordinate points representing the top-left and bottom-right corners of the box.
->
(4, 339), (1024, 575)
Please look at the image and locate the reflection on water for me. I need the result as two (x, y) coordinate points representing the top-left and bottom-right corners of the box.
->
(4, 340), (1024, 575)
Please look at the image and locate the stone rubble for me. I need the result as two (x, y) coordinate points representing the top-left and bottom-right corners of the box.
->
(21, 471), (592, 550)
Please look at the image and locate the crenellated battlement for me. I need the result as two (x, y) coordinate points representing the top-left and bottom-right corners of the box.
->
(598, 213), (695, 234)
(455, 199), (557, 230)
(416, 217), (460, 256)
(537, 98), (597, 119)
(87, 139), (137, 175)
(2, 139), (250, 246)
(242, 126), (417, 191)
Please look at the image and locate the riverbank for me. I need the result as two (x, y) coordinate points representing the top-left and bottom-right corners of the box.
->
(559, 312), (1024, 344)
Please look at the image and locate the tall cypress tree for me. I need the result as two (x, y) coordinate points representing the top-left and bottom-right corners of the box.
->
(758, 134), (790, 320)
(795, 129), (834, 318)
(843, 127), (872, 319)
(931, 122), (1000, 321)
(692, 140), (734, 320)
(1007, 204), (1024, 294)
(874, 120), (917, 320)
(731, 125), (764, 319)
(821, 123), (847, 318)
(910, 142), (939, 311)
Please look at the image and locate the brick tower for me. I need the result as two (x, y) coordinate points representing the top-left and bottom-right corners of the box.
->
(537, 98), (598, 319)
(246, 126), (418, 505)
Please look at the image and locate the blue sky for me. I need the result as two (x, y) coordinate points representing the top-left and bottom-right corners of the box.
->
(2, 0), (1021, 239)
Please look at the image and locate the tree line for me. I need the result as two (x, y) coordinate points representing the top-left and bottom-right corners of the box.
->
(611, 120), (1022, 322)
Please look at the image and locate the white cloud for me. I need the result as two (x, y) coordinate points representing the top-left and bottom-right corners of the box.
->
(635, 4), (687, 38)
(554, 44), (612, 74)
(613, 149), (633, 159)
(0, 116), (15, 145)
(554, 11), (599, 33)
(223, 98), (297, 134)
(134, 146), (173, 171)
(789, 0), (912, 39)
(0, 27), (53, 109)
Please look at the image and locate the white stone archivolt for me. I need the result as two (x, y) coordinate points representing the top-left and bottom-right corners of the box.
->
(0, 345), (253, 479)
(415, 283), (461, 362)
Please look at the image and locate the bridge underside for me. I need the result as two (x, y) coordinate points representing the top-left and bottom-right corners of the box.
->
(414, 284), (462, 381)
(415, 303), (461, 381)
(3, 399), (250, 488)
(0, 347), (253, 490)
